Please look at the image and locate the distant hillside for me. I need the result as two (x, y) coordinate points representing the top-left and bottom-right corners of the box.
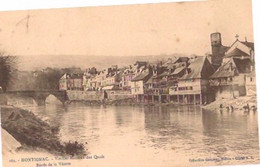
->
(16, 53), (188, 71)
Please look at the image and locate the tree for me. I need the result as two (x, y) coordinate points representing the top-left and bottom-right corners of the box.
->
(0, 52), (17, 92)
(34, 68), (64, 90)
(88, 67), (98, 75)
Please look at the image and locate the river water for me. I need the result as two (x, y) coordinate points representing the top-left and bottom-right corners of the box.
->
(21, 103), (259, 167)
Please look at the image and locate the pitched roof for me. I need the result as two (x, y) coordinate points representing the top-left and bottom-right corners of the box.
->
(224, 47), (249, 58)
(210, 58), (251, 78)
(210, 59), (238, 78)
(168, 57), (189, 65)
(131, 72), (150, 82)
(145, 76), (153, 84)
(170, 66), (186, 76)
(162, 57), (189, 68)
(157, 71), (169, 77)
(179, 57), (212, 80)
(225, 40), (254, 58)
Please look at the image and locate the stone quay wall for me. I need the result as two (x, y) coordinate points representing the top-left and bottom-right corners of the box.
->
(67, 90), (134, 101)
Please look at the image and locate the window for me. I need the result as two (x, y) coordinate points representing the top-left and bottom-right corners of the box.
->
(250, 77), (253, 82)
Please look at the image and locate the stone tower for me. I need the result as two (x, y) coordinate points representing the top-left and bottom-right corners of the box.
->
(210, 32), (226, 69)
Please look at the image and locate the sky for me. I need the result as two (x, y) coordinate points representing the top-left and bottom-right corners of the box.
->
(0, 0), (254, 57)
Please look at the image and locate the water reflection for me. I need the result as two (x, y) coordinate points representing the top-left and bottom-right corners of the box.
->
(22, 104), (260, 166)
(201, 109), (259, 161)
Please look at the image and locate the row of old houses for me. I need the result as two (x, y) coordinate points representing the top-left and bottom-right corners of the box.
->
(59, 32), (256, 105)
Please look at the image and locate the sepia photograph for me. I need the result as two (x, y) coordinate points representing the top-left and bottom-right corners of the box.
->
(0, 0), (259, 166)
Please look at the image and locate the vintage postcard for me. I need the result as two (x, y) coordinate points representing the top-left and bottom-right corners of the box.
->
(0, 0), (259, 166)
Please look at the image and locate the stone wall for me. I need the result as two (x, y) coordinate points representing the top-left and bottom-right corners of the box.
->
(67, 90), (134, 101)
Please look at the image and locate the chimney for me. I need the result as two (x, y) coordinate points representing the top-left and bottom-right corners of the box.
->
(148, 65), (153, 75)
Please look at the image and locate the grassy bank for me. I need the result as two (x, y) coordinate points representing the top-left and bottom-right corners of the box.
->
(1, 105), (86, 156)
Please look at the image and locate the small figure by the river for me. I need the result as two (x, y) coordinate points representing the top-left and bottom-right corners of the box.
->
(219, 104), (223, 109)
(243, 103), (250, 113)
(219, 103), (223, 114)
(219, 104), (234, 113)
(230, 105), (234, 112)
(251, 105), (257, 114)
(226, 106), (230, 112)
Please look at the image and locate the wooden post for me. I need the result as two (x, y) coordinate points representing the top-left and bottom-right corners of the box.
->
(194, 94), (196, 105)
(159, 95), (161, 103)
(167, 95), (170, 103)
(200, 93), (202, 104)
(177, 95), (179, 104)
(152, 95), (154, 103)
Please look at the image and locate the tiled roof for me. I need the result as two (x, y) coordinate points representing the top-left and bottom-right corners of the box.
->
(224, 47), (249, 58)
(131, 72), (150, 81)
(162, 57), (189, 68)
(157, 71), (170, 77)
(210, 58), (251, 78)
(179, 57), (206, 80)
(145, 76), (153, 84)
(210, 60), (237, 78)
(170, 66), (186, 75)
(177, 57), (189, 63)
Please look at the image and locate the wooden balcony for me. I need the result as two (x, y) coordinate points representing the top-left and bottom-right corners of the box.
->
(144, 88), (169, 95)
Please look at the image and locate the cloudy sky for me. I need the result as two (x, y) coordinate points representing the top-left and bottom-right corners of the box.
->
(0, 0), (254, 57)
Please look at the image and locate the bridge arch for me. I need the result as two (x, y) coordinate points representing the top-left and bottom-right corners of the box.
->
(2, 90), (69, 106)
(46, 94), (63, 105)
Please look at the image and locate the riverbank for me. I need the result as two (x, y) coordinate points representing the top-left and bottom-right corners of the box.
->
(1, 105), (86, 156)
(202, 95), (257, 111)
(1, 128), (22, 155)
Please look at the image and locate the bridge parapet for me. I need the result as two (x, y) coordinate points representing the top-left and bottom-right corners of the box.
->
(1, 90), (68, 106)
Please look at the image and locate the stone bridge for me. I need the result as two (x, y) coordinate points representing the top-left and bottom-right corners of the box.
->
(1, 90), (69, 106)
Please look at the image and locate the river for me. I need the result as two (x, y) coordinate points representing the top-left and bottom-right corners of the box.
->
(20, 103), (259, 167)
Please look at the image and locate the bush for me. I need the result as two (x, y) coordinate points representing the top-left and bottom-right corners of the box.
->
(64, 141), (85, 156)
